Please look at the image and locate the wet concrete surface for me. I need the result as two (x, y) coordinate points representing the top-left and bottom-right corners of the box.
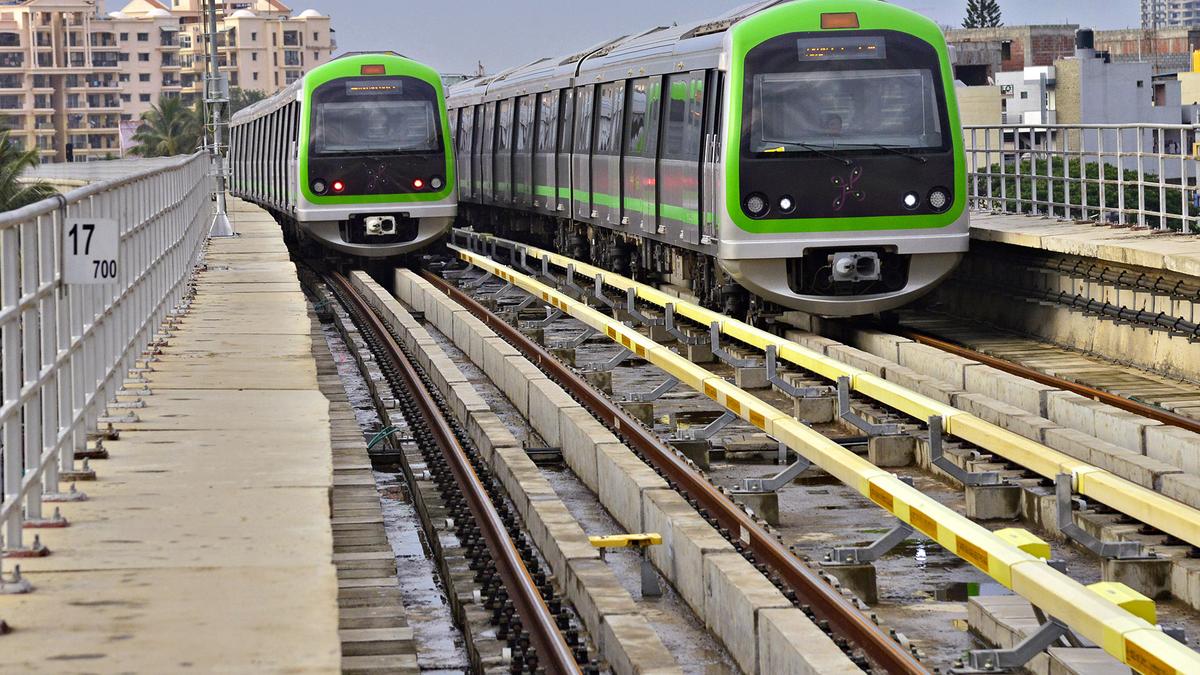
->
(323, 323), (471, 673)
(425, 313), (740, 674)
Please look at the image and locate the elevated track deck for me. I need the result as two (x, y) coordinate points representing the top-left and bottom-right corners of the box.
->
(0, 201), (342, 671)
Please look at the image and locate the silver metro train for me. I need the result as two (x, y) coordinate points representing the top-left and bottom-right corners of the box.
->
(446, 0), (967, 316)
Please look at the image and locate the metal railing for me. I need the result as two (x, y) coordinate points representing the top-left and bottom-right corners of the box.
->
(964, 123), (1200, 233)
(1, 153), (209, 573)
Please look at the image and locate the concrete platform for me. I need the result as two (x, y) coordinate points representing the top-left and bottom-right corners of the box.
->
(0, 200), (341, 672)
(971, 211), (1200, 277)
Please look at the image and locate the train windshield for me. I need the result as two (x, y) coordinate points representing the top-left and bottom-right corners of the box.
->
(752, 69), (943, 152)
(311, 76), (441, 155)
(315, 101), (438, 153)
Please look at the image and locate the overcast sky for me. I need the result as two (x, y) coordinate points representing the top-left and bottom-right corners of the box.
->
(106, 1), (1140, 75)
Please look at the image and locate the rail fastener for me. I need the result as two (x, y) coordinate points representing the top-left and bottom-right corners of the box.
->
(459, 231), (1200, 552)
(448, 238), (1200, 675)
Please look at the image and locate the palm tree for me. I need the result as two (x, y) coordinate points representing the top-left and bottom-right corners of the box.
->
(131, 95), (201, 157)
(229, 88), (267, 115)
(0, 129), (56, 211)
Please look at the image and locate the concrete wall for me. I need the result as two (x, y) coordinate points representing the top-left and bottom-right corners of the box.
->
(947, 25), (1077, 72)
(1179, 71), (1200, 104)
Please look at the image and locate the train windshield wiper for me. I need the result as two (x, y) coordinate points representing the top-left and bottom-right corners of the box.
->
(765, 141), (853, 165)
(841, 143), (929, 164)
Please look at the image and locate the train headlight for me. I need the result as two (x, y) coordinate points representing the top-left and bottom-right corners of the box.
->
(902, 191), (920, 210)
(332, 180), (346, 193)
(744, 193), (768, 217)
(928, 188), (950, 212)
(312, 179), (328, 195)
(431, 176), (443, 190)
(778, 195), (796, 214)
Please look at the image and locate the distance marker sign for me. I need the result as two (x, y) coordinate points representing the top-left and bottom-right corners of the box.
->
(62, 218), (119, 285)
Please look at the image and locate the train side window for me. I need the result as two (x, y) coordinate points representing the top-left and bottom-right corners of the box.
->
(482, 102), (495, 152)
(663, 72), (705, 161)
(473, 104), (483, 157)
(625, 77), (660, 159)
(625, 78), (648, 158)
(559, 88), (574, 152)
(594, 81), (624, 156)
(498, 98), (513, 152)
(536, 91), (557, 152)
(459, 107), (474, 153)
(574, 86), (593, 153)
(515, 96), (533, 152)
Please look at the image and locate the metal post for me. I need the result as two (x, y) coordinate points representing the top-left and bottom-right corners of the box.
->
(206, 0), (234, 237)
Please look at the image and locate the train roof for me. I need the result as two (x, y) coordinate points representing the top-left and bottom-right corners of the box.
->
(232, 51), (429, 125)
(447, 0), (787, 103)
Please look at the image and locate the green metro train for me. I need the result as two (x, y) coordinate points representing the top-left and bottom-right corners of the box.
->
(447, 0), (967, 316)
(228, 52), (456, 258)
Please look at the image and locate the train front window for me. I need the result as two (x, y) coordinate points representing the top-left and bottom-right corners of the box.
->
(752, 69), (942, 152)
(742, 31), (951, 158)
(311, 76), (441, 155)
(316, 101), (437, 153)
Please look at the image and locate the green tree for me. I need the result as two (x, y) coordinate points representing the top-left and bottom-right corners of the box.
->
(963, 0), (1002, 28)
(0, 129), (56, 211)
(229, 88), (267, 115)
(131, 95), (201, 157)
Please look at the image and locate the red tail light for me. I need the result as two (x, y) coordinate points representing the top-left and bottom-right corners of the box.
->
(412, 178), (425, 189)
(331, 180), (345, 193)
(360, 64), (386, 75)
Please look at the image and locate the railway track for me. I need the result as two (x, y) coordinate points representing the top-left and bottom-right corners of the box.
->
(888, 315), (1200, 434)
(444, 229), (1200, 675)
(321, 270), (585, 674)
(418, 269), (925, 674)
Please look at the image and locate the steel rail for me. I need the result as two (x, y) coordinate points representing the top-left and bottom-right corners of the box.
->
(327, 271), (580, 675)
(421, 269), (927, 675)
(895, 326), (1200, 435)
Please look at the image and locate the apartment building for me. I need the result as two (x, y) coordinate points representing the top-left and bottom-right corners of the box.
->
(1143, 0), (1200, 29)
(0, 0), (333, 162)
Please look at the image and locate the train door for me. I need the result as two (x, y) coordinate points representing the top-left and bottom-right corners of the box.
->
(457, 107), (474, 199)
(701, 70), (724, 244)
(557, 88), (574, 216)
(533, 90), (558, 214)
(572, 85), (595, 222)
(481, 101), (496, 203)
(623, 76), (661, 235)
(513, 95), (534, 208)
(660, 71), (706, 246)
(496, 98), (515, 204)
(592, 80), (624, 227)
(288, 103), (300, 210)
(471, 104), (483, 201)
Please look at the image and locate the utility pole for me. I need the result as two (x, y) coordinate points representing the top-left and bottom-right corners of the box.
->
(206, 0), (234, 237)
